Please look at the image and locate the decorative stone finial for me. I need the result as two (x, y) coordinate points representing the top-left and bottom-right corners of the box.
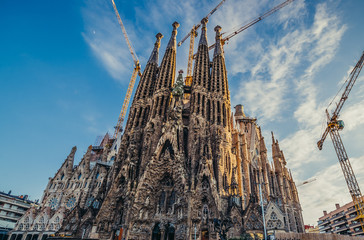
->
(167, 22), (179, 50)
(172, 21), (180, 30)
(213, 25), (223, 57)
(148, 33), (163, 64)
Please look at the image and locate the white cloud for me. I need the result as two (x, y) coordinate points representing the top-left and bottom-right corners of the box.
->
(299, 155), (364, 225)
(81, 0), (135, 82)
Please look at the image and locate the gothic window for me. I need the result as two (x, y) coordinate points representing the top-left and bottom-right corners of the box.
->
(267, 220), (274, 228)
(34, 223), (38, 231)
(61, 174), (64, 180)
(49, 197), (58, 210)
(151, 223), (161, 240)
(159, 191), (166, 209)
(93, 200), (100, 209)
(49, 183), (52, 189)
(223, 174), (228, 191)
(277, 220), (282, 228)
(202, 95), (205, 117)
(86, 196), (95, 207)
(66, 196), (76, 209)
(78, 173), (82, 180)
(206, 100), (211, 122)
(217, 101), (221, 125)
(49, 223), (54, 231)
(222, 103), (226, 127)
(18, 223), (23, 230)
(271, 212), (277, 220)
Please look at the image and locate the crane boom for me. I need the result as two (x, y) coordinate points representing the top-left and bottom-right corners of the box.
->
(318, 52), (364, 150)
(317, 51), (364, 233)
(177, 0), (226, 47)
(201, 0), (295, 54)
(111, 0), (139, 67)
(111, 0), (142, 139)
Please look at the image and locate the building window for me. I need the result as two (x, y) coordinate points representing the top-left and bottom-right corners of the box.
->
(78, 173), (82, 180)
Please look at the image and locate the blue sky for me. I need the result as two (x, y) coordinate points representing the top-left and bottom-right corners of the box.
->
(1, 0), (364, 225)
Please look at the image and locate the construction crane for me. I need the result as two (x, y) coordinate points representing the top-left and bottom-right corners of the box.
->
(193, 0), (295, 58)
(317, 51), (364, 232)
(177, 0), (227, 87)
(111, 0), (142, 139)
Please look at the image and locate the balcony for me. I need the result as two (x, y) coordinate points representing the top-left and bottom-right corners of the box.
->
(332, 219), (347, 227)
(0, 205), (27, 215)
(318, 219), (330, 226)
(352, 228), (364, 236)
(334, 225), (349, 233)
(346, 207), (357, 215)
(0, 196), (31, 209)
(331, 212), (345, 221)
(320, 225), (332, 232)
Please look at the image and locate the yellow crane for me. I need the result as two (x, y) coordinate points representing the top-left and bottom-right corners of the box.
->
(111, 0), (142, 139)
(193, 0), (295, 58)
(177, 0), (227, 87)
(317, 51), (364, 233)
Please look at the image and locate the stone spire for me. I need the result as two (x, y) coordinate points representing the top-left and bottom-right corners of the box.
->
(125, 34), (163, 132)
(213, 25), (224, 58)
(166, 21), (179, 50)
(155, 22), (179, 90)
(66, 146), (77, 175)
(134, 33), (163, 101)
(191, 18), (210, 90)
(148, 33), (163, 64)
(211, 25), (230, 129)
(198, 17), (208, 46)
(151, 22), (179, 120)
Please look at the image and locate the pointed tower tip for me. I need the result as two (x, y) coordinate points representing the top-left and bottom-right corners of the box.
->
(148, 33), (164, 64)
(172, 21), (180, 30)
(271, 131), (275, 143)
(156, 32), (163, 40)
(213, 25), (223, 57)
(214, 25), (222, 34)
(199, 18), (209, 46)
(167, 22), (179, 50)
(201, 17), (208, 25)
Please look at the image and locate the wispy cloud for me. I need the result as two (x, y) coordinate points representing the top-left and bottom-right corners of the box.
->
(81, 0), (134, 83)
(299, 155), (364, 225)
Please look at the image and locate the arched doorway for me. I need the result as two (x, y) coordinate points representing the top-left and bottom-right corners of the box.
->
(151, 223), (161, 240)
(164, 224), (175, 240)
(201, 229), (209, 240)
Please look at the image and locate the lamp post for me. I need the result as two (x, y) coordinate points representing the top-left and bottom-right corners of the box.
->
(258, 182), (267, 240)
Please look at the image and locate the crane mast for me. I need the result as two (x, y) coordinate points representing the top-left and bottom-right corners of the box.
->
(317, 51), (364, 233)
(111, 0), (141, 139)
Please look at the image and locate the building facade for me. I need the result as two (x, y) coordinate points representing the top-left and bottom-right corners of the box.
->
(0, 192), (37, 240)
(9, 134), (116, 240)
(12, 20), (304, 240)
(318, 201), (364, 236)
(66, 19), (304, 240)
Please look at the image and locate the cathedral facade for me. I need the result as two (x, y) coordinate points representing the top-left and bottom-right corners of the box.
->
(12, 19), (304, 240)
(9, 135), (116, 240)
(85, 19), (304, 240)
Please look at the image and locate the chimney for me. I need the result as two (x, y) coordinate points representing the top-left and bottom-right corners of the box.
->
(323, 210), (327, 216)
(335, 203), (340, 209)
